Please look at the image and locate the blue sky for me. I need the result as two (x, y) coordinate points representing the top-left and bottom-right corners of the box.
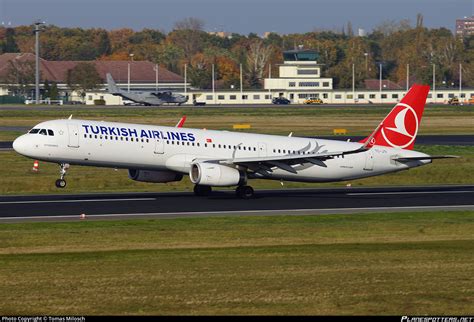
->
(0, 0), (472, 34)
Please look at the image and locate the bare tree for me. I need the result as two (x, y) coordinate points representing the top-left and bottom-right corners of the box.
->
(245, 40), (272, 88)
(174, 17), (205, 31)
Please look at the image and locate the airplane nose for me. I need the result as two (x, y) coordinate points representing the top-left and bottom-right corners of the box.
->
(13, 135), (27, 155)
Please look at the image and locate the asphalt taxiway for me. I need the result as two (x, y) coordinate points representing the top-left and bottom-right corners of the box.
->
(0, 185), (472, 223)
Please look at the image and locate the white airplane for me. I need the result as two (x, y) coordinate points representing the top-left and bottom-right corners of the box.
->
(13, 84), (455, 198)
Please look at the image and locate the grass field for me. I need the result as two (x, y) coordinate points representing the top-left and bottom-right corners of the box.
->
(0, 105), (473, 142)
(0, 145), (473, 195)
(0, 211), (473, 315)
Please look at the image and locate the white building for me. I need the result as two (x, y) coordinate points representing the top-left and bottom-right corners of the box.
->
(181, 49), (473, 105)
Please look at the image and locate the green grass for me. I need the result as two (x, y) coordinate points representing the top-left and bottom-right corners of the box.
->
(0, 211), (473, 315)
(0, 145), (472, 195)
(1, 105), (473, 136)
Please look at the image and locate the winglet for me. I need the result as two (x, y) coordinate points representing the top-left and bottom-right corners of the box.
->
(175, 115), (187, 128)
(362, 122), (383, 149)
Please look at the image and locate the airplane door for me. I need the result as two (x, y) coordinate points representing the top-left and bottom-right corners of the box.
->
(364, 150), (374, 171)
(154, 138), (165, 154)
(258, 142), (267, 157)
(67, 124), (80, 148)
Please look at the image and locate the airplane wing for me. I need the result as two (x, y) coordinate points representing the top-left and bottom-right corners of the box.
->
(192, 144), (370, 174)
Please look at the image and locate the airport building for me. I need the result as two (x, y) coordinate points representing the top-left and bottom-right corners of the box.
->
(0, 51), (473, 105)
(456, 16), (474, 38)
(0, 53), (186, 104)
(185, 49), (473, 105)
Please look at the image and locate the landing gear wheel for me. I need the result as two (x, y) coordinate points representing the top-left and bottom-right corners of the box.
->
(236, 185), (254, 199)
(194, 185), (212, 196)
(55, 179), (66, 188)
(55, 163), (69, 189)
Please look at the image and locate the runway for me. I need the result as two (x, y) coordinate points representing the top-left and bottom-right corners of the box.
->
(1, 185), (473, 222)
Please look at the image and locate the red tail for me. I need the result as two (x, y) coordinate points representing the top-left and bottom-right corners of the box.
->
(360, 84), (430, 150)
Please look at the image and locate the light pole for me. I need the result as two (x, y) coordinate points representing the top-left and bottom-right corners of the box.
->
(352, 63), (355, 102)
(128, 53), (134, 92)
(432, 64), (436, 103)
(34, 20), (45, 104)
(153, 64), (159, 91)
(184, 63), (187, 99)
(364, 53), (368, 72)
(406, 64), (409, 91)
(379, 63), (382, 102)
(212, 64), (215, 104)
(240, 63), (243, 103)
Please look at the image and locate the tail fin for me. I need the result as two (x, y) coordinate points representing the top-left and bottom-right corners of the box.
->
(106, 73), (121, 94)
(360, 84), (430, 150)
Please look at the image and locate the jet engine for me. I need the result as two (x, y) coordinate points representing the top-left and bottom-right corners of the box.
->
(189, 163), (247, 186)
(128, 169), (183, 183)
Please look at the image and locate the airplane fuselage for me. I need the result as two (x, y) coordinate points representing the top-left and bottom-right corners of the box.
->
(13, 119), (430, 184)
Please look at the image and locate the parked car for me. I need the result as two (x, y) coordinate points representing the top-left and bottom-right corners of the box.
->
(448, 97), (460, 105)
(193, 100), (206, 106)
(272, 97), (290, 105)
(304, 98), (323, 104)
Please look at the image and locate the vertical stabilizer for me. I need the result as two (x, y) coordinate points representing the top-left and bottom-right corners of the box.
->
(360, 84), (430, 150)
(106, 73), (122, 94)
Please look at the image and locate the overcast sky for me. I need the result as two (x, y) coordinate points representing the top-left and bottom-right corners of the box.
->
(0, 0), (473, 34)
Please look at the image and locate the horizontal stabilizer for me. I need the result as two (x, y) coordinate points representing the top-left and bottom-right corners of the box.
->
(394, 155), (458, 162)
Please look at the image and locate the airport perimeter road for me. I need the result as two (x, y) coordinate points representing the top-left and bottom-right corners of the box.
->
(0, 185), (473, 222)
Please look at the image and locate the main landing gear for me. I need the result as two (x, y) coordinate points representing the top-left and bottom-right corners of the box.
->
(193, 185), (212, 196)
(55, 163), (69, 188)
(193, 184), (255, 199)
(236, 185), (254, 199)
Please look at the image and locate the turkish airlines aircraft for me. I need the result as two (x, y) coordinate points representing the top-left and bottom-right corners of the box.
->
(13, 84), (455, 198)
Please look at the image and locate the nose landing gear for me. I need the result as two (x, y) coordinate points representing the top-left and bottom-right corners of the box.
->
(55, 163), (69, 188)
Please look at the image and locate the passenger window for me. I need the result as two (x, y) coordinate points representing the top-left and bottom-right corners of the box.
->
(39, 129), (47, 135)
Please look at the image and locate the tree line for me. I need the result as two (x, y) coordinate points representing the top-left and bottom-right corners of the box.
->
(1, 16), (473, 90)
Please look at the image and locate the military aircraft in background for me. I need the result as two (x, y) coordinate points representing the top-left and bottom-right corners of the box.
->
(106, 73), (188, 106)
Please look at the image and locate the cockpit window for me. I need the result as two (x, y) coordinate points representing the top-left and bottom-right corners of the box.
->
(39, 129), (47, 135)
(47, 129), (54, 136)
(29, 129), (40, 134)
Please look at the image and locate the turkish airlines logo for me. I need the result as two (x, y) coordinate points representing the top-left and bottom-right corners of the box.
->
(381, 103), (419, 149)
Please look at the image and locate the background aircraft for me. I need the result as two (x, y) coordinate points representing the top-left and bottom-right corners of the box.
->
(106, 73), (188, 106)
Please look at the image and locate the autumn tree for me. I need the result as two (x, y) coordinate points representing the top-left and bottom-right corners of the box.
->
(188, 53), (212, 89)
(2, 28), (19, 53)
(66, 62), (102, 101)
(1, 60), (35, 96)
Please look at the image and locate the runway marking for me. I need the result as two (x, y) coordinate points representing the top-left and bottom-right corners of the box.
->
(1, 204), (473, 221)
(0, 198), (156, 205)
(347, 190), (474, 196)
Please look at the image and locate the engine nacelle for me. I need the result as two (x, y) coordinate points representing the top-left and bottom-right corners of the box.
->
(128, 169), (183, 183)
(190, 163), (246, 186)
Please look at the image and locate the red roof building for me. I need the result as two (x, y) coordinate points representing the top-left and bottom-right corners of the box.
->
(0, 53), (184, 86)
